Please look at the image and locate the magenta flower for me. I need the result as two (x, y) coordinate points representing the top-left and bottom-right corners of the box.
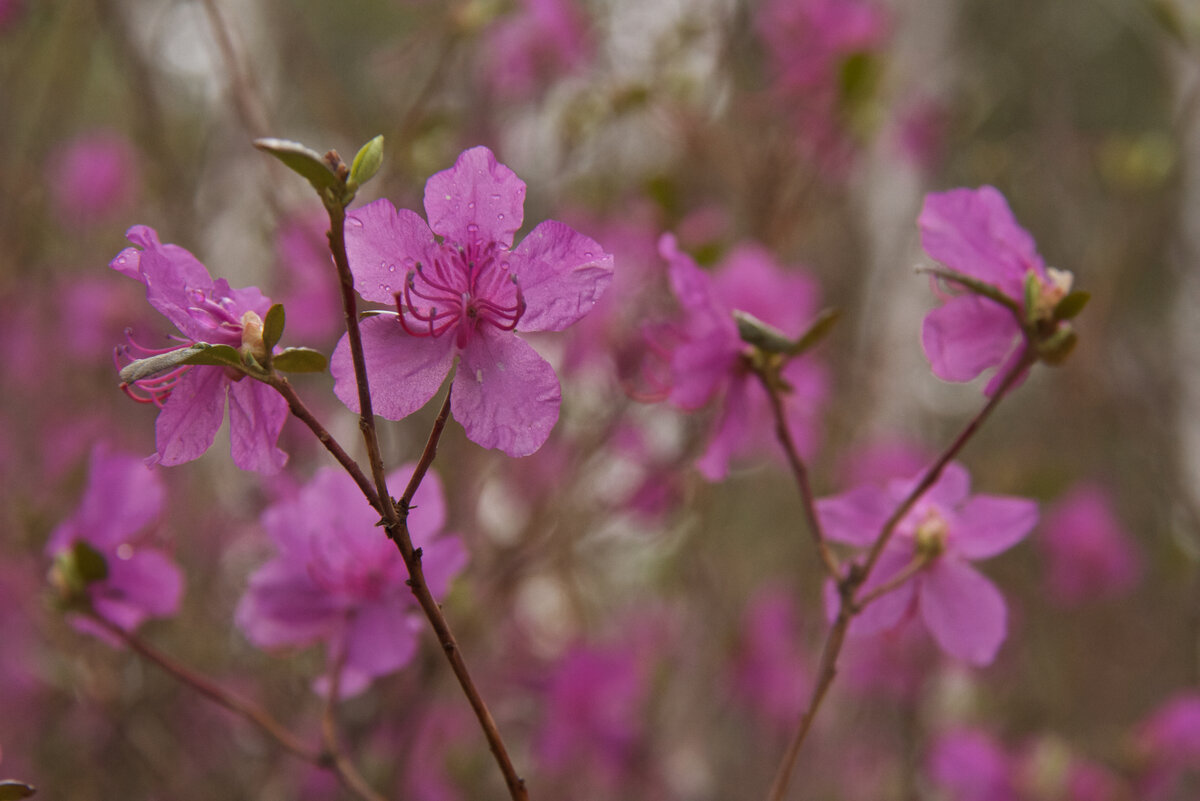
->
(482, 0), (593, 99)
(47, 444), (183, 636)
(111, 225), (289, 473)
(331, 146), (613, 457)
(50, 131), (140, 227)
(919, 186), (1074, 394)
(1039, 483), (1141, 606)
(658, 233), (828, 480)
(235, 465), (468, 697)
(818, 462), (1037, 665)
(927, 728), (1018, 801)
(729, 586), (812, 731)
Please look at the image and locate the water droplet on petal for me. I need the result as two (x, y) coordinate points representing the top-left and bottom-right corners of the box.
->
(467, 223), (479, 234)
(468, 202), (476, 210)
(475, 368), (484, 383)
(348, 218), (364, 228)
(490, 193), (502, 201)
(583, 251), (593, 258)
(497, 213), (504, 222)
(388, 264), (396, 273)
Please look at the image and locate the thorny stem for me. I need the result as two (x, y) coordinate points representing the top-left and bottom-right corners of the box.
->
(766, 347), (1036, 801)
(325, 206), (529, 801)
(758, 369), (841, 580)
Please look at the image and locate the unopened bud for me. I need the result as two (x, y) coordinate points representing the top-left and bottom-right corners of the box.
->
(240, 310), (267, 361)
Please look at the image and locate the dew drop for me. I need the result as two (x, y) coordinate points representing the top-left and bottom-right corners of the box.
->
(348, 218), (364, 228)
(497, 213), (505, 222)
(475, 368), (484, 383)
(490, 193), (502, 201)
(468, 201), (476, 210)
(583, 251), (593, 258)
(467, 223), (479, 233)
(388, 264), (396, 273)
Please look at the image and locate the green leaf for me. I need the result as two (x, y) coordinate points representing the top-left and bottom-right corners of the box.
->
(263, 304), (285, 353)
(1037, 325), (1078, 365)
(349, 135), (384, 190)
(180, 343), (243, 369)
(118, 344), (210, 384)
(71, 541), (109, 583)
(923, 266), (1022, 315)
(1053, 290), (1090, 321)
(789, 307), (842, 356)
(254, 138), (344, 199)
(273, 347), (328, 373)
(733, 310), (793, 354)
(0, 781), (36, 799)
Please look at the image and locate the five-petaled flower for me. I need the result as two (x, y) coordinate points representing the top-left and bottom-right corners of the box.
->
(235, 465), (467, 698)
(919, 186), (1074, 395)
(47, 444), (183, 638)
(111, 226), (288, 473)
(330, 145), (613, 457)
(818, 461), (1037, 665)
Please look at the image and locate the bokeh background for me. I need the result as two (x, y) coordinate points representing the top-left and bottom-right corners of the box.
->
(2, 0), (1199, 798)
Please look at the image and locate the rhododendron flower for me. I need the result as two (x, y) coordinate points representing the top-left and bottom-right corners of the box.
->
(927, 728), (1018, 801)
(919, 186), (1073, 394)
(729, 586), (812, 731)
(1039, 483), (1141, 606)
(819, 462), (1037, 664)
(658, 233), (828, 480)
(236, 465), (467, 697)
(111, 226), (288, 473)
(482, 0), (593, 98)
(50, 131), (140, 227)
(331, 146), (613, 457)
(47, 444), (183, 636)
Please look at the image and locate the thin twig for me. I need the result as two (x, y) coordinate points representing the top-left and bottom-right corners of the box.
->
(268, 374), (381, 513)
(319, 624), (389, 801)
(325, 207), (529, 801)
(758, 369), (841, 579)
(766, 347), (1036, 801)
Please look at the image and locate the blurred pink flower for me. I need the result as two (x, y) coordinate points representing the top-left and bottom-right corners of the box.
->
(837, 436), (932, 487)
(919, 186), (1071, 395)
(729, 585), (812, 731)
(330, 146), (613, 457)
(111, 225), (289, 473)
(235, 465), (467, 697)
(49, 131), (140, 227)
(819, 462), (1037, 665)
(1137, 692), (1200, 799)
(272, 209), (343, 343)
(1038, 483), (1141, 606)
(927, 728), (1018, 801)
(657, 233), (829, 480)
(482, 0), (593, 98)
(756, 0), (889, 172)
(47, 444), (183, 636)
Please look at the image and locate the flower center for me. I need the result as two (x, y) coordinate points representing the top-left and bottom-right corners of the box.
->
(914, 508), (949, 559)
(395, 241), (525, 349)
(186, 288), (247, 346)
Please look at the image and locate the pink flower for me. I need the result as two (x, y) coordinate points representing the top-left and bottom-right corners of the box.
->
(657, 233), (828, 480)
(818, 462), (1037, 665)
(1039, 483), (1141, 606)
(49, 131), (140, 227)
(331, 146), (613, 457)
(272, 209), (343, 343)
(46, 444), (183, 636)
(919, 186), (1073, 394)
(482, 0), (593, 98)
(927, 728), (1018, 801)
(235, 465), (467, 697)
(729, 586), (812, 731)
(111, 226), (289, 473)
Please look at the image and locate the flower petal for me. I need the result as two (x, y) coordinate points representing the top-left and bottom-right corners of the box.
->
(423, 146), (526, 249)
(69, 445), (165, 550)
(511, 220), (613, 332)
(920, 559), (1008, 665)
(953, 495), (1038, 559)
(345, 198), (438, 305)
(853, 549), (918, 635)
(453, 330), (560, 456)
(227, 379), (289, 474)
(236, 558), (341, 648)
(817, 484), (893, 546)
(344, 602), (421, 680)
(919, 186), (1045, 297)
(397, 464), (448, 535)
(331, 317), (454, 420)
(101, 549), (184, 619)
(154, 366), (227, 467)
(113, 226), (216, 340)
(696, 374), (751, 481)
(921, 294), (1019, 383)
(668, 331), (736, 410)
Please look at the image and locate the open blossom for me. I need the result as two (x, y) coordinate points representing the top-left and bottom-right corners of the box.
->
(47, 444), (183, 636)
(331, 146), (613, 457)
(1039, 483), (1141, 606)
(819, 462), (1037, 665)
(919, 186), (1073, 394)
(111, 226), (288, 473)
(657, 233), (828, 480)
(235, 465), (467, 697)
(49, 130), (140, 227)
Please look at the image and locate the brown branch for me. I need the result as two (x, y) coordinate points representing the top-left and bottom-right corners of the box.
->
(766, 347), (1036, 801)
(325, 207), (529, 801)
